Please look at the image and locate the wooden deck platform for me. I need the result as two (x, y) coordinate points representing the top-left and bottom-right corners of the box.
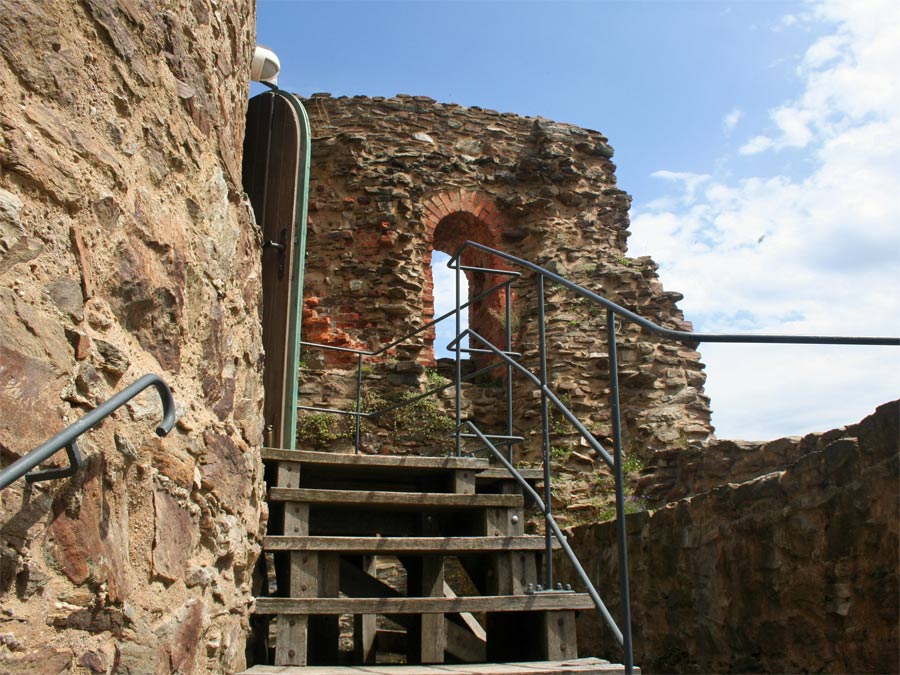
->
(239, 657), (636, 674)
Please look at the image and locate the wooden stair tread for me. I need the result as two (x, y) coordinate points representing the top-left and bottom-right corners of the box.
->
(269, 488), (522, 510)
(262, 448), (489, 471)
(238, 658), (633, 674)
(263, 535), (560, 553)
(477, 468), (544, 482)
(254, 594), (594, 615)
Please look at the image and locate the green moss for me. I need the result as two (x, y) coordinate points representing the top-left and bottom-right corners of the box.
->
(296, 412), (353, 449)
(364, 390), (455, 449)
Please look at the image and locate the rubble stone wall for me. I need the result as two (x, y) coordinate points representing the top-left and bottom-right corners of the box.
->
(0, 2), (265, 673)
(561, 401), (899, 674)
(297, 94), (712, 462)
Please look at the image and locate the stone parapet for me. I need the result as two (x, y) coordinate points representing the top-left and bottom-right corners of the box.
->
(562, 400), (899, 674)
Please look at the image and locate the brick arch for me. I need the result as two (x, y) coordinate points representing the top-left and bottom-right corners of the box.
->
(422, 191), (513, 367)
(421, 190), (504, 234)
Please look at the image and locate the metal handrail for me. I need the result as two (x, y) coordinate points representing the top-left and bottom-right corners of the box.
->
(444, 240), (899, 675)
(451, 241), (899, 347)
(463, 420), (622, 643)
(0, 374), (176, 490)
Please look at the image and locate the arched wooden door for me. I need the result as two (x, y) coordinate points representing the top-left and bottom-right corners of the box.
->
(242, 90), (310, 449)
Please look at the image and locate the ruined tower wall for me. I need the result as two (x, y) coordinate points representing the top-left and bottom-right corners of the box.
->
(0, 2), (265, 673)
(298, 94), (712, 462)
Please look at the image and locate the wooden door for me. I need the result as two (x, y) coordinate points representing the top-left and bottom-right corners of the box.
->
(242, 92), (301, 449)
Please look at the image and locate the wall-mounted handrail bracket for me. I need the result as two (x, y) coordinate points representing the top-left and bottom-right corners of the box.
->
(25, 441), (83, 484)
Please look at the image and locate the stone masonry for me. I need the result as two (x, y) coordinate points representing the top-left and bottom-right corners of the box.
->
(296, 93), (713, 466)
(0, 2), (265, 673)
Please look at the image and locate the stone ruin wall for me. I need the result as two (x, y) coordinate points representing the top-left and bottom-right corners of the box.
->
(297, 94), (713, 478)
(561, 400), (899, 674)
(0, 2), (266, 673)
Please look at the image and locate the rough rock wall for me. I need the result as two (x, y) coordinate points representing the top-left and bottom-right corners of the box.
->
(297, 93), (712, 462)
(0, 2), (265, 674)
(637, 424), (870, 509)
(561, 401), (899, 674)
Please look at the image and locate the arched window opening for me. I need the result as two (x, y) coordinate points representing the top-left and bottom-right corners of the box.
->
(428, 211), (512, 372)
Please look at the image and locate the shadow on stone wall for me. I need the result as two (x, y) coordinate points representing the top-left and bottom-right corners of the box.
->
(560, 400), (899, 674)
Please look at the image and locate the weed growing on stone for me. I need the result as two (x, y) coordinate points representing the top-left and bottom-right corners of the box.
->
(595, 496), (646, 522)
(622, 454), (644, 474)
(550, 445), (572, 462)
(364, 390), (455, 450)
(549, 394), (574, 435)
(425, 368), (450, 389)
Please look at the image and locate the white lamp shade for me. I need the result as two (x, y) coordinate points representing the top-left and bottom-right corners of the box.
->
(251, 46), (280, 84)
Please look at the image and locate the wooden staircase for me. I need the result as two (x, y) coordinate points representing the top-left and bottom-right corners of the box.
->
(242, 448), (631, 674)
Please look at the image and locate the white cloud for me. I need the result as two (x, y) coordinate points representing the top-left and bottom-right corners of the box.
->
(800, 33), (845, 70)
(746, 0), (900, 155)
(650, 170), (711, 204)
(738, 134), (774, 155)
(631, 0), (900, 440)
(774, 14), (799, 31)
(771, 106), (814, 147)
(723, 108), (743, 134)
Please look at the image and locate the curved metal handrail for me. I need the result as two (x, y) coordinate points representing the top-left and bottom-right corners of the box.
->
(444, 240), (899, 675)
(449, 240), (900, 346)
(0, 374), (176, 490)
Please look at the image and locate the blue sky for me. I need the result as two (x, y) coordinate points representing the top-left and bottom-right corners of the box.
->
(256, 0), (900, 440)
(256, 1), (826, 196)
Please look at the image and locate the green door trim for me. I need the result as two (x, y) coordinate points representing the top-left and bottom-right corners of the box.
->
(262, 84), (311, 450)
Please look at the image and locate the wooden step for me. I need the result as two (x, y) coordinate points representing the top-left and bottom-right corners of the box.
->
(262, 448), (489, 472)
(263, 535), (559, 554)
(254, 593), (594, 615)
(476, 467), (544, 483)
(239, 657), (634, 674)
(269, 488), (522, 510)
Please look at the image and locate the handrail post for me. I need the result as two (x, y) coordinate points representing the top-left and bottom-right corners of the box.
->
(537, 274), (553, 590)
(607, 310), (634, 674)
(455, 256), (463, 457)
(355, 352), (363, 454)
(505, 280), (514, 462)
